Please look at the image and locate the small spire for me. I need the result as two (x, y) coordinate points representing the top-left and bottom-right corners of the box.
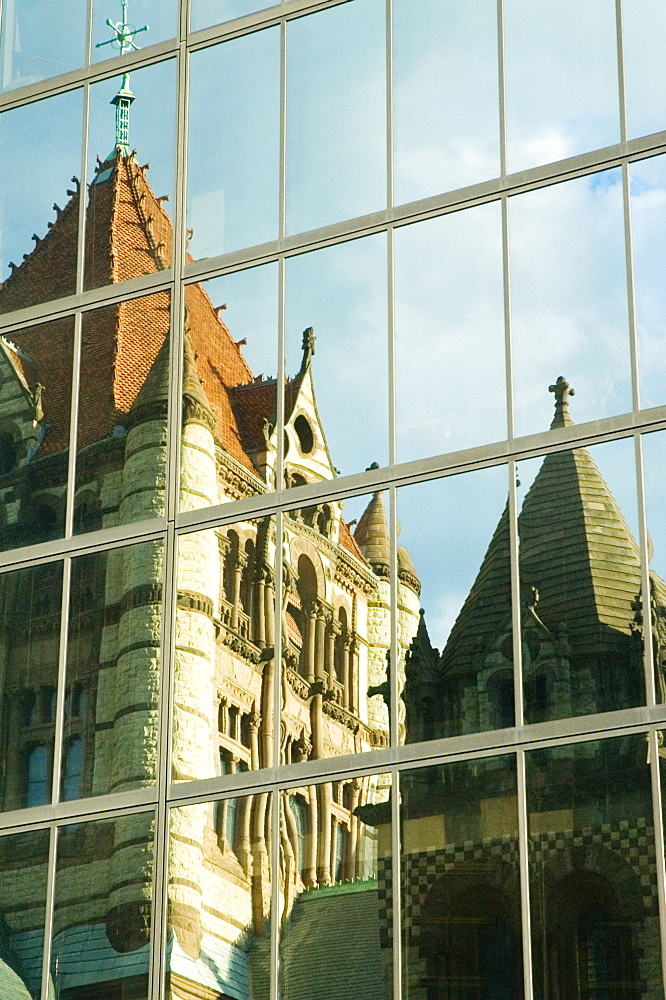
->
(299, 327), (315, 375)
(96, 1), (149, 156)
(548, 376), (575, 429)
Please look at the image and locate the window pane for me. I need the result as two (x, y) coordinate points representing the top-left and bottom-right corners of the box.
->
(191, 0), (277, 31)
(286, 0), (386, 234)
(0, 90), (83, 313)
(400, 756), (522, 999)
(509, 170), (631, 437)
(84, 59), (176, 290)
(630, 154), (666, 410)
(504, 0), (619, 172)
(398, 466), (514, 743)
(187, 28), (280, 260)
(0, 561), (63, 813)
(168, 795), (270, 997)
(50, 812), (154, 998)
(1, 0), (86, 91)
(75, 291), (170, 533)
(0, 828), (50, 996)
(63, 539), (164, 801)
(527, 734), (663, 1000)
(173, 521), (275, 783)
(281, 493), (394, 764)
(281, 775), (393, 998)
(285, 234), (388, 481)
(392, 0), (500, 205)
(395, 201), (506, 462)
(518, 435), (645, 723)
(0, 314), (74, 550)
(623, 0), (666, 140)
(180, 264), (278, 516)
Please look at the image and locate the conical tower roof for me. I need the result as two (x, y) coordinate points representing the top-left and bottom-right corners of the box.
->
(354, 492), (390, 573)
(440, 379), (658, 678)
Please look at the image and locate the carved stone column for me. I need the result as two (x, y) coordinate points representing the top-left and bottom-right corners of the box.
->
(326, 616), (339, 689)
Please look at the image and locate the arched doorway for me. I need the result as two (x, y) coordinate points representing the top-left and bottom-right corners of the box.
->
(545, 869), (641, 1000)
(418, 870), (523, 1000)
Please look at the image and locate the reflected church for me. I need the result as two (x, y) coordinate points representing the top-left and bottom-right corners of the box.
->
(0, 56), (665, 1000)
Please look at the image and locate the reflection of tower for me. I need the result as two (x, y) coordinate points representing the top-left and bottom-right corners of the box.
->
(405, 378), (663, 741)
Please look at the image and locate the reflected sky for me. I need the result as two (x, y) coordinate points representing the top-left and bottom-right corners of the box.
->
(504, 0), (619, 172)
(188, 28), (279, 259)
(395, 201), (505, 462)
(286, 234), (388, 478)
(510, 169), (632, 436)
(397, 465), (509, 654)
(197, 263), (278, 379)
(623, 0), (666, 140)
(0, 89), (83, 283)
(286, 0), (386, 234)
(1, 0), (86, 91)
(393, 0), (499, 204)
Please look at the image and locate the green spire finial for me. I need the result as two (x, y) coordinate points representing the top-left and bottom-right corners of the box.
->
(96, 1), (149, 155)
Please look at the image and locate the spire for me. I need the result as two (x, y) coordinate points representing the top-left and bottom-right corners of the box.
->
(299, 327), (316, 375)
(96, 1), (149, 156)
(549, 375), (575, 429)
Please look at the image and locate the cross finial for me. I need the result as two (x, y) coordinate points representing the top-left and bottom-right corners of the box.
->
(548, 376), (575, 428)
(96, 0), (148, 57)
(96, 2), (149, 155)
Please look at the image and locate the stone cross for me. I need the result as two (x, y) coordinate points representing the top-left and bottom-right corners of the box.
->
(549, 376), (575, 405)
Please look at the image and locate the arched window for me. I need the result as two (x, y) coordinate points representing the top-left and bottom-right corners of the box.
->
(25, 744), (49, 807)
(487, 671), (514, 730)
(32, 501), (59, 542)
(240, 538), (254, 616)
(0, 432), (17, 476)
(317, 504), (331, 536)
(334, 823), (348, 882)
(295, 555), (318, 677)
(73, 494), (102, 534)
(290, 795), (308, 880)
(61, 736), (84, 801)
(334, 607), (347, 685)
(526, 671), (552, 724)
(223, 530), (240, 603)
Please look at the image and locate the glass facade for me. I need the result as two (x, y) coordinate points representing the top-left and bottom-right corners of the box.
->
(0, 1), (666, 998)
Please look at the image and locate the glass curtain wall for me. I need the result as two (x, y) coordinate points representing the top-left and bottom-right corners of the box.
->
(1, 0), (666, 998)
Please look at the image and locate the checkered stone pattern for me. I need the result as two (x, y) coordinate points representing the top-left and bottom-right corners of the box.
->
(376, 835), (519, 948)
(529, 817), (659, 916)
